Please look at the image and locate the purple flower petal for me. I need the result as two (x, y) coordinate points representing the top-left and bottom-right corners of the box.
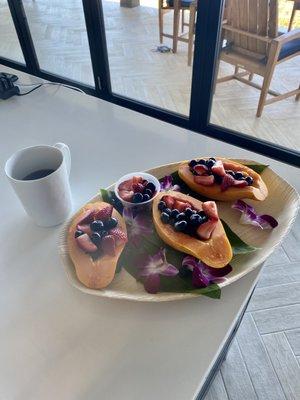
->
(192, 265), (211, 287)
(123, 207), (152, 246)
(182, 256), (232, 287)
(144, 274), (160, 294)
(160, 264), (179, 276)
(160, 175), (181, 192)
(232, 200), (278, 230)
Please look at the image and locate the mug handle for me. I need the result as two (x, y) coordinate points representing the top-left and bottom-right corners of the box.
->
(54, 143), (71, 176)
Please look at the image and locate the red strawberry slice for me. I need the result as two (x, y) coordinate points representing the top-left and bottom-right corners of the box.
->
(196, 220), (218, 240)
(94, 204), (113, 220)
(77, 223), (92, 236)
(76, 233), (98, 253)
(77, 209), (95, 225)
(211, 160), (226, 177)
(110, 228), (128, 244)
(162, 195), (175, 209)
(233, 180), (248, 188)
(102, 235), (116, 256)
(119, 190), (134, 202)
(202, 201), (219, 221)
(220, 173), (235, 191)
(132, 176), (143, 185)
(132, 183), (144, 193)
(194, 175), (215, 186)
(193, 164), (208, 175)
(119, 178), (133, 191)
(174, 200), (191, 212)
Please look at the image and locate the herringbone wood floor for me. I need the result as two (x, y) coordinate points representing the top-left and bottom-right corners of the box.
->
(0, 0), (299, 150)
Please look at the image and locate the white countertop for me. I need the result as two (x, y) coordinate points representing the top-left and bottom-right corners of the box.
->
(1, 66), (298, 400)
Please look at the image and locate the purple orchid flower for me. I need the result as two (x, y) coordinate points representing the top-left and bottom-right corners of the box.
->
(182, 256), (232, 288)
(232, 200), (278, 230)
(160, 175), (181, 192)
(139, 249), (179, 294)
(123, 207), (153, 246)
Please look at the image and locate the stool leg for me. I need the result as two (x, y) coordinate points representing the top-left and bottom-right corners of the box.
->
(181, 9), (185, 33)
(159, 1), (163, 43)
(187, 5), (196, 66)
(173, 0), (180, 53)
(288, 4), (296, 32)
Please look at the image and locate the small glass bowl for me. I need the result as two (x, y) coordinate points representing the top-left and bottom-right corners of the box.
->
(114, 172), (160, 209)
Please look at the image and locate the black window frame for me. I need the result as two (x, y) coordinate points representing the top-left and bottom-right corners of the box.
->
(1, 0), (299, 167)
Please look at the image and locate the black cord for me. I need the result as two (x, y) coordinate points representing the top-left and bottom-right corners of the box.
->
(16, 82), (85, 96)
(17, 84), (43, 96)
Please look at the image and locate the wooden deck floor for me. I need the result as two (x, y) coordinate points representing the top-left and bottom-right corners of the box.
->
(205, 215), (300, 400)
(0, 0), (299, 151)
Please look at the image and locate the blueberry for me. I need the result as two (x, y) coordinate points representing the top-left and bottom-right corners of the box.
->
(245, 176), (253, 185)
(198, 159), (206, 165)
(90, 220), (104, 232)
(209, 157), (216, 162)
(213, 174), (223, 185)
(158, 201), (166, 211)
(144, 188), (153, 197)
(185, 208), (194, 218)
(143, 194), (151, 202)
(189, 214), (203, 226)
(104, 217), (118, 229)
(164, 208), (172, 216)
(178, 266), (192, 278)
(146, 182), (156, 192)
(160, 212), (170, 224)
(174, 220), (188, 232)
(226, 170), (235, 176)
(91, 232), (102, 245)
(234, 171), (244, 180)
(176, 212), (186, 221)
(170, 208), (180, 218)
(75, 230), (84, 238)
(188, 159), (197, 168)
(100, 230), (108, 238)
(206, 159), (215, 168)
(132, 192), (143, 203)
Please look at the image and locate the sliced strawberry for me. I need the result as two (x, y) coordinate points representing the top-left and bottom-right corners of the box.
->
(174, 200), (191, 212)
(119, 190), (134, 202)
(132, 176), (143, 185)
(102, 235), (116, 256)
(162, 195), (175, 209)
(77, 209), (95, 225)
(132, 183), (144, 193)
(193, 164), (208, 175)
(220, 173), (235, 191)
(77, 223), (92, 236)
(119, 178), (133, 191)
(94, 204), (113, 220)
(233, 180), (248, 188)
(194, 175), (215, 186)
(196, 220), (218, 240)
(202, 201), (219, 221)
(110, 228), (128, 244)
(76, 233), (98, 253)
(211, 160), (226, 177)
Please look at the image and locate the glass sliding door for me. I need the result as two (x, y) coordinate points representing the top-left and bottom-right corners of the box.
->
(209, 0), (300, 151)
(22, 0), (94, 85)
(102, 0), (196, 116)
(0, 0), (25, 63)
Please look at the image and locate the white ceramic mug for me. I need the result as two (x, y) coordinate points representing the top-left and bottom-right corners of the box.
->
(5, 143), (72, 227)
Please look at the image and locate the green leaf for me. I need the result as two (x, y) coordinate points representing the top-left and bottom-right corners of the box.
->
(100, 188), (110, 203)
(222, 220), (258, 255)
(243, 163), (269, 174)
(99, 188), (124, 214)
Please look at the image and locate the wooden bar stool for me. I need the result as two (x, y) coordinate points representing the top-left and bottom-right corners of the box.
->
(158, 0), (197, 65)
(288, 0), (300, 31)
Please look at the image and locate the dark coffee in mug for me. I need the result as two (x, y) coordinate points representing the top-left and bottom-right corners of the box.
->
(22, 169), (55, 181)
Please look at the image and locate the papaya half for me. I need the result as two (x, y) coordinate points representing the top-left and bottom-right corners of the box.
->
(178, 157), (268, 202)
(68, 201), (127, 289)
(152, 191), (233, 268)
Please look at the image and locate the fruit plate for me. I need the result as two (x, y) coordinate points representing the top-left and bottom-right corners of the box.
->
(59, 159), (299, 302)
